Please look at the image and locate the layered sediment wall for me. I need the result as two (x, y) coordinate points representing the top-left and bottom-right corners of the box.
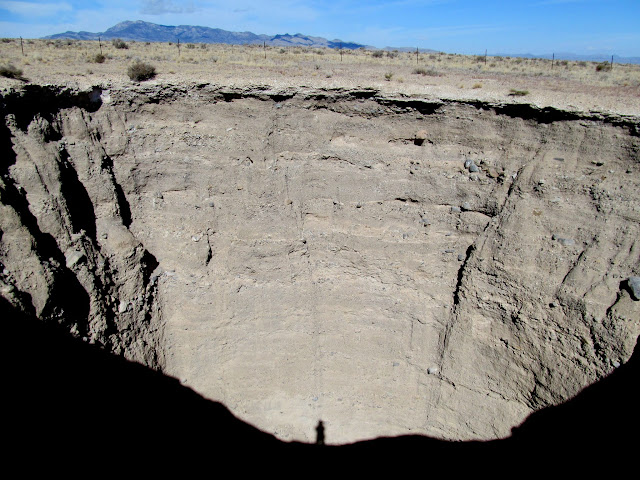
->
(1, 83), (638, 444)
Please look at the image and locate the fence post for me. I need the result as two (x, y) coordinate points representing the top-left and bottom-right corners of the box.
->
(340, 43), (343, 61)
(20, 37), (24, 56)
(264, 41), (266, 59)
(552, 53), (554, 70)
(484, 49), (487, 66)
(611, 54), (614, 71)
(416, 47), (419, 65)
(177, 38), (180, 56)
(99, 36), (102, 55)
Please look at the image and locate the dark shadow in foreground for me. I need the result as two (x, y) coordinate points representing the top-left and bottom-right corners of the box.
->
(2, 297), (637, 473)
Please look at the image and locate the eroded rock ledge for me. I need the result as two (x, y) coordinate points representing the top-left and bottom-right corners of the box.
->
(1, 83), (638, 444)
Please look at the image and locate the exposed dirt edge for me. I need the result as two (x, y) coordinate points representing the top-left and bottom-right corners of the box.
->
(3, 83), (639, 134)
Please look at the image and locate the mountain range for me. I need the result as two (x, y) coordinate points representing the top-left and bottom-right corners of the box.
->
(42, 20), (640, 64)
(42, 20), (368, 50)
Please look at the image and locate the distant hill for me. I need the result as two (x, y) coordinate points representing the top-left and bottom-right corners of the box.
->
(494, 52), (640, 65)
(41, 20), (640, 63)
(42, 20), (369, 50)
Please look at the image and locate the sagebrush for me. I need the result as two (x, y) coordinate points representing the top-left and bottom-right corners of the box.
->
(112, 38), (128, 49)
(0, 63), (24, 80)
(413, 67), (440, 77)
(127, 61), (156, 81)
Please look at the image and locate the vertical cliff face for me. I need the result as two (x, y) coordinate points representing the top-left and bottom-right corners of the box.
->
(1, 83), (638, 444)
(0, 85), (163, 367)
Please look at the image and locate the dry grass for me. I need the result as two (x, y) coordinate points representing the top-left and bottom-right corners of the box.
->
(0, 39), (637, 85)
(1, 38), (639, 114)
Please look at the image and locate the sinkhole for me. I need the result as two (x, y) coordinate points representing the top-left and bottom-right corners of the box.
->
(1, 83), (639, 445)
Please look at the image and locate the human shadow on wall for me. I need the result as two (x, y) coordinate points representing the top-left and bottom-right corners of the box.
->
(1, 296), (637, 472)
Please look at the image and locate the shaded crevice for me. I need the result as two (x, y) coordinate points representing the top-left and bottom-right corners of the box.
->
(465, 101), (583, 124)
(100, 154), (132, 227)
(269, 93), (296, 102)
(114, 180), (132, 228)
(436, 244), (477, 370)
(377, 97), (444, 115)
(205, 234), (213, 266)
(140, 249), (160, 287)
(452, 244), (476, 306)
(0, 108), (18, 175)
(303, 87), (377, 102)
(220, 91), (244, 102)
(500, 104), (579, 123)
(58, 147), (97, 241)
(348, 88), (378, 100)
(459, 98), (640, 134)
(394, 196), (420, 203)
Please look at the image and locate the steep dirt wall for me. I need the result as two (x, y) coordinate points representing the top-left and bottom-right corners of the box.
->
(1, 83), (638, 444)
(0, 85), (163, 367)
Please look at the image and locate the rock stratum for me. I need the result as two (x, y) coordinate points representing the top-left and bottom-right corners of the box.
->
(1, 83), (639, 445)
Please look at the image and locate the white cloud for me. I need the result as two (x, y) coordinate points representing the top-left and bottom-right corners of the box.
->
(130, 1), (322, 35)
(140, 0), (197, 15)
(0, 1), (72, 17)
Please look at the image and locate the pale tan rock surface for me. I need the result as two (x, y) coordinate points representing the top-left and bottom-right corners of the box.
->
(1, 79), (638, 445)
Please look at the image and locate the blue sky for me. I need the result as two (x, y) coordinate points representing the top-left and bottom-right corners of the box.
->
(1, 0), (639, 56)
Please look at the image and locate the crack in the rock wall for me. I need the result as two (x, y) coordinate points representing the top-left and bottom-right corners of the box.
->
(58, 146), (98, 240)
(100, 154), (133, 227)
